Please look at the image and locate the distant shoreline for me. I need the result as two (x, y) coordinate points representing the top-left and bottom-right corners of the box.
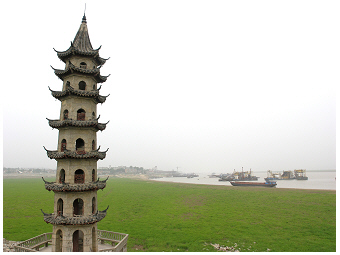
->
(146, 178), (336, 193)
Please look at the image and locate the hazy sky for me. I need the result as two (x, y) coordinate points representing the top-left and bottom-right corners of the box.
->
(1, 0), (337, 173)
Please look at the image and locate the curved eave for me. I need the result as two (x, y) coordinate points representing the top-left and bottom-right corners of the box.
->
(44, 147), (108, 160)
(49, 85), (108, 103)
(47, 119), (108, 131)
(42, 210), (107, 225)
(44, 181), (107, 192)
(54, 46), (107, 66)
(51, 63), (109, 83)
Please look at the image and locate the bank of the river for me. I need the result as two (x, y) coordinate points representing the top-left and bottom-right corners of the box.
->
(3, 178), (336, 252)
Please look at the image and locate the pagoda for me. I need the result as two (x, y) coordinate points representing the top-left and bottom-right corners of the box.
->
(40, 14), (127, 252)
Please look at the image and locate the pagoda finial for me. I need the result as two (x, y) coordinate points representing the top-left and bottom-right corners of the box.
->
(82, 3), (87, 23)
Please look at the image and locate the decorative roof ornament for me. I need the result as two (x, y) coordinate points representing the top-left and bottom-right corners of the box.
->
(82, 14), (87, 24)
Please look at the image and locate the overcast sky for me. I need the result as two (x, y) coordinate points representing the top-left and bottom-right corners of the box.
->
(1, 0), (337, 173)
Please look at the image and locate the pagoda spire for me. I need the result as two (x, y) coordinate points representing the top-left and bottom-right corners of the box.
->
(54, 14), (107, 65)
(72, 14), (93, 52)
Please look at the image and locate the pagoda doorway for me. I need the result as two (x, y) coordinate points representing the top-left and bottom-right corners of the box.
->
(72, 230), (84, 252)
(56, 229), (63, 252)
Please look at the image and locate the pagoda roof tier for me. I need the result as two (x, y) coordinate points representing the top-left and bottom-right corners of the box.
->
(54, 46), (108, 66)
(54, 15), (108, 66)
(41, 206), (109, 225)
(51, 61), (110, 83)
(49, 83), (109, 103)
(42, 177), (108, 192)
(43, 147), (108, 160)
(47, 117), (109, 131)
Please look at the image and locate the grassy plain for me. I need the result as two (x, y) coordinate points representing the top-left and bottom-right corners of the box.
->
(3, 177), (336, 252)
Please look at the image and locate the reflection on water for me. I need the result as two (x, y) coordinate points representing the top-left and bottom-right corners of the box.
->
(153, 170), (336, 190)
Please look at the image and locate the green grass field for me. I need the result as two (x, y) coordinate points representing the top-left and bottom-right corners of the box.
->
(3, 177), (336, 252)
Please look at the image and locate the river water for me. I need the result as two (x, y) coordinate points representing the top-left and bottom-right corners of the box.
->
(152, 170), (336, 190)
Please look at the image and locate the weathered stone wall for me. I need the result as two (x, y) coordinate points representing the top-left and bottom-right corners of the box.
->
(57, 128), (97, 152)
(60, 96), (97, 121)
(52, 224), (98, 252)
(65, 56), (98, 72)
(54, 190), (98, 216)
(56, 158), (97, 183)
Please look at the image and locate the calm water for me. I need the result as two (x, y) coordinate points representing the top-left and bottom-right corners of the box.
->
(152, 170), (336, 190)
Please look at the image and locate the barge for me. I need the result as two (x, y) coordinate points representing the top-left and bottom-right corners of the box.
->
(229, 181), (277, 187)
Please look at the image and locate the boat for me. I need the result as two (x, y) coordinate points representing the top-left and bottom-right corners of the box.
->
(209, 173), (220, 178)
(187, 173), (199, 178)
(281, 170), (295, 180)
(265, 170), (295, 181)
(232, 168), (259, 181)
(229, 181), (277, 187)
(218, 174), (235, 181)
(294, 169), (308, 180)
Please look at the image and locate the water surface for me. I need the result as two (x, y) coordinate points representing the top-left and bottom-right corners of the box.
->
(153, 170), (336, 190)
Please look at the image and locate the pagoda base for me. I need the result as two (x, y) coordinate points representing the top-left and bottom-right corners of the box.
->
(38, 242), (125, 252)
(13, 230), (128, 252)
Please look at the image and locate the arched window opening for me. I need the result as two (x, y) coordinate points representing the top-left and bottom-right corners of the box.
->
(73, 198), (84, 216)
(56, 229), (63, 252)
(61, 139), (67, 152)
(92, 197), (96, 214)
(57, 198), (63, 216)
(76, 138), (85, 153)
(92, 112), (95, 119)
(77, 109), (85, 121)
(93, 84), (96, 90)
(63, 110), (68, 120)
(73, 230), (84, 252)
(74, 169), (85, 184)
(79, 81), (86, 90)
(92, 140), (95, 150)
(59, 169), (65, 183)
(80, 62), (87, 69)
(92, 169), (96, 182)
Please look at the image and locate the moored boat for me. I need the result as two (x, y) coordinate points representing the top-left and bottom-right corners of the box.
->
(218, 174), (235, 181)
(229, 181), (277, 187)
(266, 170), (295, 180)
(294, 169), (308, 180)
(230, 167), (259, 181)
(187, 173), (199, 178)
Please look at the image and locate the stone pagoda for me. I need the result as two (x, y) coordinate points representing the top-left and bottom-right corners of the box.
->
(40, 14), (128, 252)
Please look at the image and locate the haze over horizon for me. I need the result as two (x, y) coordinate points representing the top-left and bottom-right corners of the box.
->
(2, 0), (337, 174)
